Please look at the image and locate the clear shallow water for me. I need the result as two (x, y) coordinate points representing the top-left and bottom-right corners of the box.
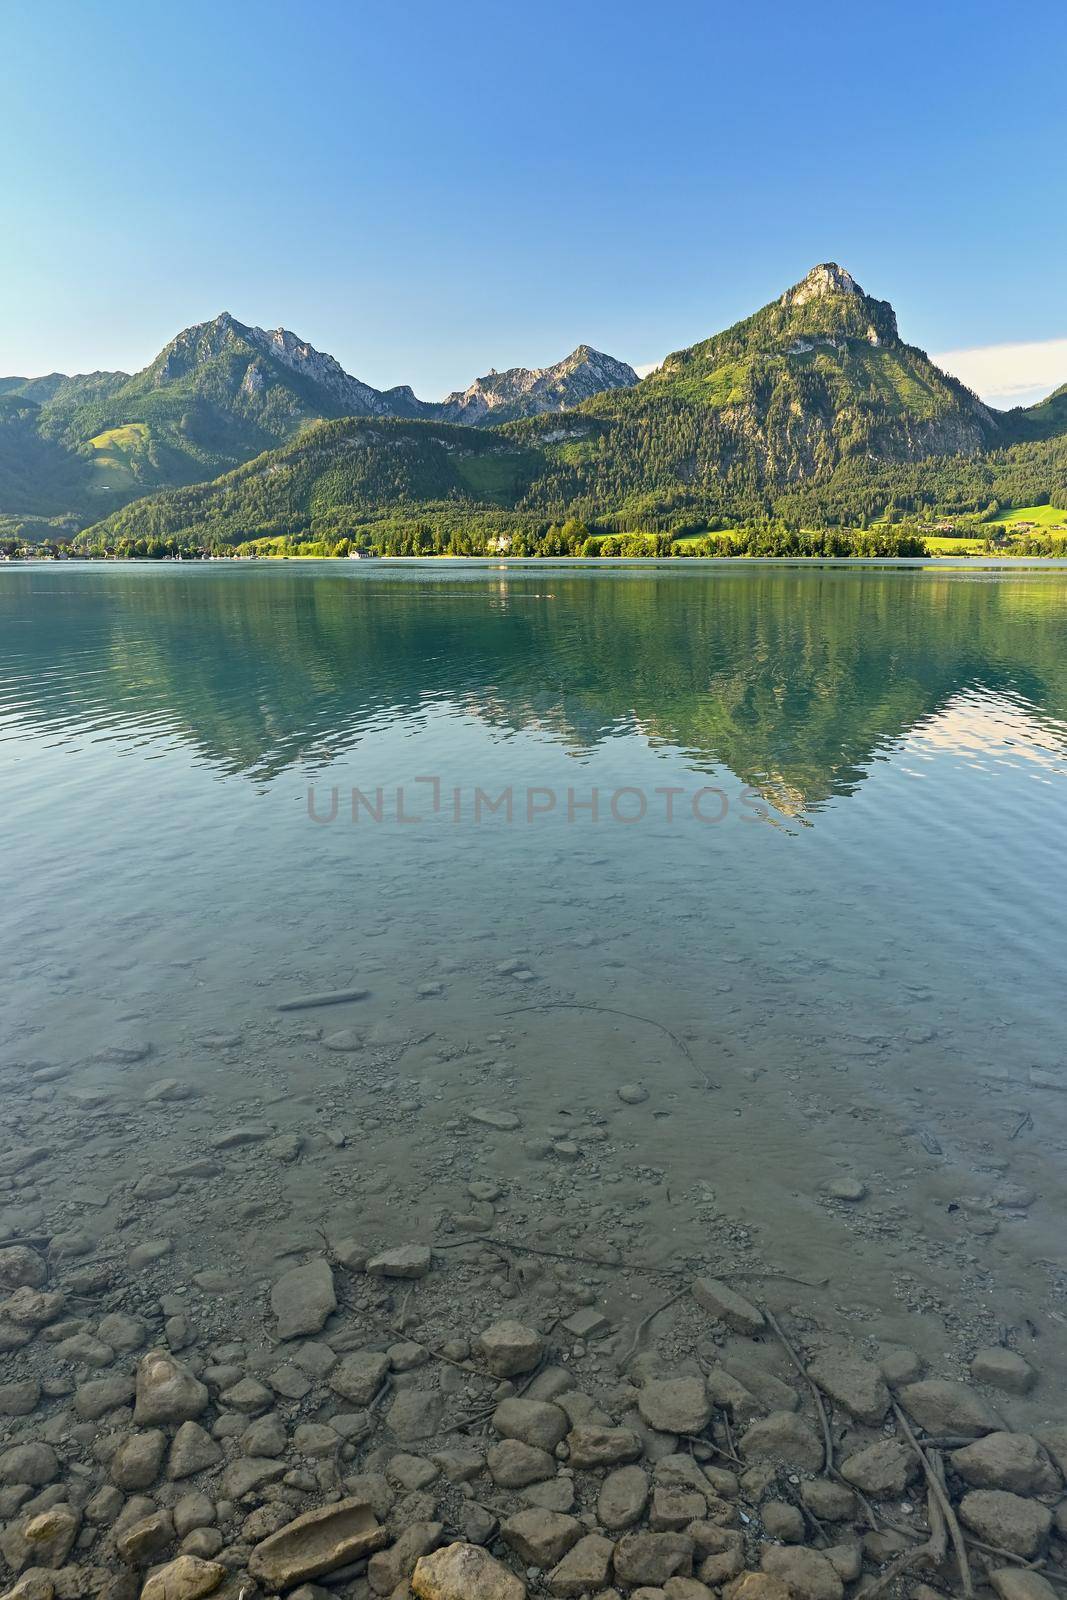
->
(2, 562), (1067, 1403)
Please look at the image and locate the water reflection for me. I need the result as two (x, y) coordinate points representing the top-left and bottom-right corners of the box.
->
(2, 563), (1067, 810)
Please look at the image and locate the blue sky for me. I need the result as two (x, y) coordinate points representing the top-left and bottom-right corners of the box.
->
(2, 0), (1065, 406)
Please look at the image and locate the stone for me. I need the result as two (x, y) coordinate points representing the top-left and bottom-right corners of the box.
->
(487, 1440), (555, 1488)
(208, 1125), (272, 1149)
(800, 1479), (856, 1521)
(950, 1433), (1060, 1495)
(98, 1314), (148, 1353)
(524, 1478), (575, 1513)
(0, 1248), (47, 1290)
(388, 1455), (438, 1492)
(469, 1109), (521, 1131)
(134, 1352), (209, 1426)
(971, 1348), (1036, 1395)
(492, 1398), (569, 1452)
(9, 1505), (80, 1571)
(824, 1545), (862, 1583)
(762, 1501), (804, 1542)
(0, 1576), (57, 1600)
(807, 1351), (889, 1425)
(566, 1426), (643, 1469)
(139, 1557), (226, 1600)
(367, 1246), (432, 1280)
(412, 1542), (524, 1600)
(760, 1546), (842, 1600)
(614, 1533), (693, 1586)
(387, 1389), (444, 1442)
(721, 1358), (797, 1414)
(476, 1319), (543, 1377)
(823, 1177), (867, 1201)
(878, 1347), (924, 1386)
(704, 1367), (761, 1425)
(174, 1492), (216, 1537)
(546, 1534), (614, 1596)
(220, 1377), (273, 1414)
(112, 1432), (167, 1491)
(0, 1445), (58, 1487)
(989, 1570), (1060, 1600)
(243, 1415), (288, 1457)
(598, 1466), (650, 1530)
(691, 1279), (765, 1335)
(561, 1307), (609, 1339)
(74, 1374), (136, 1420)
(116, 1511), (176, 1566)
(2, 1288), (64, 1327)
(651, 1489), (707, 1531)
(331, 1351), (390, 1406)
(666, 1582), (716, 1600)
(958, 1490), (1052, 1558)
(740, 1412), (823, 1472)
(0, 1379), (41, 1416)
(897, 1379), (999, 1436)
(724, 1577), (791, 1600)
(839, 1438), (915, 1497)
(167, 1423), (223, 1480)
(271, 1260), (336, 1339)
(248, 1499), (387, 1588)
(368, 1523), (443, 1595)
(220, 1457), (286, 1499)
(617, 1084), (649, 1104)
(639, 1378), (710, 1436)
(502, 1510), (581, 1567)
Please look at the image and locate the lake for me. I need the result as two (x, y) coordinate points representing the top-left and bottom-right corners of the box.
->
(2, 561), (1067, 1434)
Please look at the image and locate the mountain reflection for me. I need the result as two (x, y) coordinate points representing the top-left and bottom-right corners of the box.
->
(2, 564), (1067, 809)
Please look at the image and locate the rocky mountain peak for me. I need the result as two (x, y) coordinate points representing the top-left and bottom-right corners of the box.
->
(439, 345), (637, 425)
(783, 263), (863, 307)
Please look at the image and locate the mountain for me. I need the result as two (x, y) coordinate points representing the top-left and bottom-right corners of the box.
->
(1, 318), (639, 532)
(438, 345), (638, 425)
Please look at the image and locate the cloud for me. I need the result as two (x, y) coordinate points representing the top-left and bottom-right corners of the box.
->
(633, 361), (661, 378)
(933, 336), (1067, 410)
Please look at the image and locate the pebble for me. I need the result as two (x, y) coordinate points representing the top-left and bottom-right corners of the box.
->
(477, 1319), (544, 1377)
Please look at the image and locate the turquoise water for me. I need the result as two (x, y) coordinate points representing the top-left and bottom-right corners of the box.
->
(2, 561), (1066, 1393)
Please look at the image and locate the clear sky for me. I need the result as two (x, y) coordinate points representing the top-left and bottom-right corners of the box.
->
(2, 0), (1065, 407)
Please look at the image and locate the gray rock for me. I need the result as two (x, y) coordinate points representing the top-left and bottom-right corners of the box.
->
(989, 1570), (1061, 1600)
(134, 1352), (209, 1426)
(614, 1531), (694, 1585)
(115, 1509), (176, 1565)
(502, 1508), (582, 1567)
(0, 1444), (59, 1487)
(760, 1545), (843, 1600)
(330, 1351), (390, 1406)
(958, 1490), (1052, 1558)
(476, 1319), (543, 1377)
(167, 1422), (223, 1480)
(247, 1496), (388, 1588)
(546, 1533), (615, 1596)
(762, 1501), (805, 1542)
(271, 1259), (337, 1340)
(97, 1314), (148, 1353)
(691, 1279), (765, 1335)
(487, 1439), (555, 1488)
(971, 1348), (1036, 1395)
(897, 1379), (999, 1436)
(111, 1431), (166, 1491)
(492, 1398), (569, 1452)
(566, 1426), (643, 1469)
(807, 1351), (889, 1425)
(366, 1245), (432, 1280)
(950, 1433), (1061, 1495)
(0, 1379), (41, 1417)
(739, 1412), (823, 1472)
(0, 1248), (48, 1291)
(638, 1378), (710, 1436)
(598, 1465), (650, 1530)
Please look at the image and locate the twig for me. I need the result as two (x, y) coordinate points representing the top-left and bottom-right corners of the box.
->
(893, 1403), (972, 1597)
(497, 1000), (694, 1063)
(763, 1306), (834, 1475)
(433, 1233), (827, 1286)
(619, 1288), (687, 1370)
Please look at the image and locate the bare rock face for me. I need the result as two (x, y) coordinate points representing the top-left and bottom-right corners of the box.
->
(248, 1498), (388, 1589)
(412, 1541), (526, 1600)
(438, 347), (638, 427)
(134, 1351), (209, 1426)
(270, 1258), (336, 1339)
